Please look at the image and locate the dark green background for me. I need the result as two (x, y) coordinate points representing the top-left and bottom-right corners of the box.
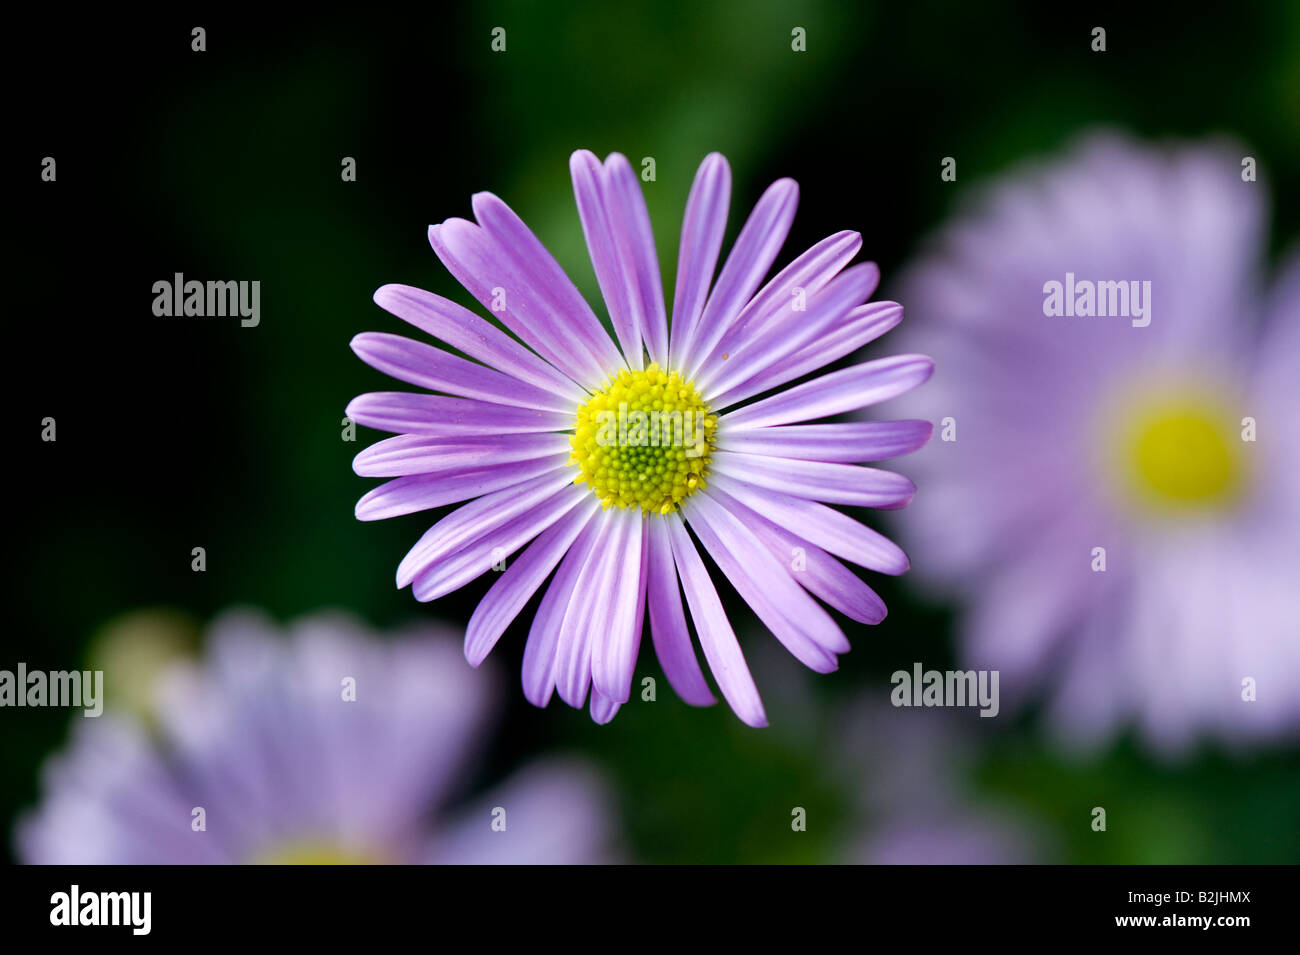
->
(10, 2), (1300, 863)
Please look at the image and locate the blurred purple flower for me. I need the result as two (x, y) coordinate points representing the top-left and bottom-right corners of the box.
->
(889, 133), (1300, 751)
(18, 611), (616, 864)
(839, 704), (1043, 864)
(861, 819), (1031, 865)
(348, 150), (933, 726)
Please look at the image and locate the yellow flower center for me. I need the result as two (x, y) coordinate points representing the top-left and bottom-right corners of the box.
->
(570, 363), (717, 514)
(1111, 390), (1247, 514)
(253, 841), (387, 865)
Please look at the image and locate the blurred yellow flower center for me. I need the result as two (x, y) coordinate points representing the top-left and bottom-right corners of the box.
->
(1117, 395), (1245, 513)
(570, 363), (717, 514)
(254, 841), (386, 865)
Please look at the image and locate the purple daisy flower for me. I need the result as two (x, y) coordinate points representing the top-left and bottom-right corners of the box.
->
(18, 611), (616, 864)
(888, 133), (1300, 750)
(347, 151), (934, 726)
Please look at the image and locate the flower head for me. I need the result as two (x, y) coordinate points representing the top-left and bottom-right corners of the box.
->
(348, 150), (933, 726)
(18, 610), (615, 864)
(889, 133), (1300, 750)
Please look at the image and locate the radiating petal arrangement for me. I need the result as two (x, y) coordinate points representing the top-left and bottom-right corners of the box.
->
(17, 611), (615, 864)
(348, 151), (933, 725)
(887, 134), (1300, 750)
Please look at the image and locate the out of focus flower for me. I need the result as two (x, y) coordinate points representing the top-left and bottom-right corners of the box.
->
(890, 133), (1300, 750)
(839, 704), (1043, 864)
(18, 610), (615, 864)
(348, 150), (932, 726)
